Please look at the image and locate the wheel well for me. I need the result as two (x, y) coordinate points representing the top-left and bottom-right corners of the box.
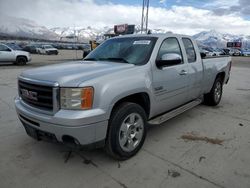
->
(16, 55), (27, 62)
(112, 93), (150, 118)
(216, 72), (225, 82)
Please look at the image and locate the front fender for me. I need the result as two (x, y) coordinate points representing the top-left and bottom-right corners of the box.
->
(90, 66), (153, 119)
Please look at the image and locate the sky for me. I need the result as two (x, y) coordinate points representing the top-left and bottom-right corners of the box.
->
(0, 0), (250, 35)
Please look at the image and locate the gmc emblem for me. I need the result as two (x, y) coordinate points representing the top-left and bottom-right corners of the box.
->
(20, 89), (38, 101)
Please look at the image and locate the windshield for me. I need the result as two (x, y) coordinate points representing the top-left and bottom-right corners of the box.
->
(84, 37), (157, 65)
(44, 45), (53, 49)
(6, 43), (22, 50)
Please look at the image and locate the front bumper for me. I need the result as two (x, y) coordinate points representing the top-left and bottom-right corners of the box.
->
(46, 50), (58, 55)
(27, 55), (32, 62)
(15, 97), (108, 147)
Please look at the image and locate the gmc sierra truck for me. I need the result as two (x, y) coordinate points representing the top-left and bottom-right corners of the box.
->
(15, 34), (231, 160)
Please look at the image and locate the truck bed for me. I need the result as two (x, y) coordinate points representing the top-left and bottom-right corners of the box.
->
(202, 56), (231, 94)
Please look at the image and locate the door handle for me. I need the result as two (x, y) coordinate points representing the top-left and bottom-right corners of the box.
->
(179, 70), (187, 75)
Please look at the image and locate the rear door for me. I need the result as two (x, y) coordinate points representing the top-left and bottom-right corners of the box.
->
(182, 38), (203, 100)
(152, 37), (189, 114)
(0, 44), (15, 62)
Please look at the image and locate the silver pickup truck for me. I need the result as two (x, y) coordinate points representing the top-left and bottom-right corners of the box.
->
(15, 34), (231, 160)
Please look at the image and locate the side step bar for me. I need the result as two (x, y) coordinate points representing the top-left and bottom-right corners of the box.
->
(148, 99), (202, 125)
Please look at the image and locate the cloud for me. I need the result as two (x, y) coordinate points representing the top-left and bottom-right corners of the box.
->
(159, 0), (166, 4)
(207, 0), (250, 17)
(234, 0), (250, 16)
(0, 0), (250, 35)
(204, 0), (239, 9)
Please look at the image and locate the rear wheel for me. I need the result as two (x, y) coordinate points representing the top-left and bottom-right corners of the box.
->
(204, 77), (223, 106)
(105, 102), (147, 160)
(15, 57), (27, 65)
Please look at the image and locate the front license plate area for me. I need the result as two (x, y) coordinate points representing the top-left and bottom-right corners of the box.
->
(23, 123), (40, 140)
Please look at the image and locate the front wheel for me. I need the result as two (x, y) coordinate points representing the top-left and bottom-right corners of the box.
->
(105, 102), (147, 160)
(204, 77), (223, 106)
(15, 57), (27, 65)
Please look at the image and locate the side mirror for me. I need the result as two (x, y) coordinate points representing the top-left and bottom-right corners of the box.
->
(200, 52), (206, 59)
(156, 53), (182, 68)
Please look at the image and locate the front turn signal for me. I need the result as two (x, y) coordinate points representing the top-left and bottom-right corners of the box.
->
(81, 87), (94, 110)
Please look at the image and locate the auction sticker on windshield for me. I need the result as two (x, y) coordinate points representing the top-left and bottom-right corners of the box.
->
(133, 40), (151, 45)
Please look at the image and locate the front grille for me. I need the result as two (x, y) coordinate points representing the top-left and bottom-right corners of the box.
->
(19, 80), (53, 111)
(49, 50), (57, 54)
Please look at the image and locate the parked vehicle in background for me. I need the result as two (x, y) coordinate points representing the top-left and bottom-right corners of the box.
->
(37, 45), (58, 55)
(0, 43), (31, 65)
(229, 49), (241, 56)
(15, 34), (231, 159)
(213, 48), (226, 56)
(222, 48), (230, 55)
(211, 49), (220, 56)
(23, 45), (39, 54)
(200, 48), (217, 57)
(241, 49), (250, 56)
(64, 44), (80, 50)
(5, 43), (23, 51)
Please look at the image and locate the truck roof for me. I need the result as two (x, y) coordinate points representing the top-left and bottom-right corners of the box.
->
(114, 33), (192, 39)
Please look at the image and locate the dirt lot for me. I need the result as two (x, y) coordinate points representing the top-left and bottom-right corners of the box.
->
(0, 51), (250, 188)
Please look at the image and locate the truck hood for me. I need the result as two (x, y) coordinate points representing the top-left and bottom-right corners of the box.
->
(15, 50), (30, 55)
(20, 61), (135, 87)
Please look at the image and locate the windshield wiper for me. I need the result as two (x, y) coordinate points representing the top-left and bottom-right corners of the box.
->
(99, 57), (130, 64)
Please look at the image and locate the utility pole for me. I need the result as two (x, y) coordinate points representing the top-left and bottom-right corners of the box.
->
(141, 0), (149, 34)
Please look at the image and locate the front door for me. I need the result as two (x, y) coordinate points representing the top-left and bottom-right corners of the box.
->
(152, 37), (189, 115)
(0, 44), (15, 62)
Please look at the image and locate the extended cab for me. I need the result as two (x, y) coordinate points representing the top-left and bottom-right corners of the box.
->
(0, 43), (31, 65)
(15, 34), (231, 159)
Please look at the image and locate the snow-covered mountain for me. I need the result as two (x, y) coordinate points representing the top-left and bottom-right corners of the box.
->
(1, 15), (250, 48)
(0, 15), (173, 41)
(49, 26), (173, 41)
(0, 14), (58, 40)
(50, 26), (112, 41)
(193, 30), (250, 48)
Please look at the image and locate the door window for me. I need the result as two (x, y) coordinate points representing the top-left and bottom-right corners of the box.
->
(182, 38), (196, 63)
(157, 37), (183, 65)
(0, 44), (10, 51)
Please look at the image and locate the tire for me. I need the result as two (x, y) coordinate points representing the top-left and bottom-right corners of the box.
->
(16, 57), (27, 65)
(204, 77), (223, 106)
(105, 102), (147, 160)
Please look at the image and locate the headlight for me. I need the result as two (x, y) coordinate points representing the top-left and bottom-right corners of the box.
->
(60, 87), (94, 110)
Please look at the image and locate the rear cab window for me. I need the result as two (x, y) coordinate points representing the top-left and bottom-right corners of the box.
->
(182, 38), (197, 63)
